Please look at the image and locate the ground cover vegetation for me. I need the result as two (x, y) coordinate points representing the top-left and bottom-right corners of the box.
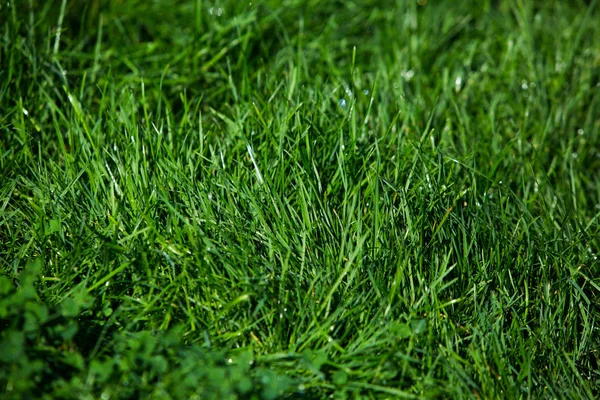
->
(1, 0), (599, 398)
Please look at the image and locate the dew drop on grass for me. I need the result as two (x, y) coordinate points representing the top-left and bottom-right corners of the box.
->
(22, 108), (28, 115)
(363, 89), (369, 95)
(209, 7), (224, 16)
(338, 98), (347, 108)
(521, 80), (529, 90)
(455, 76), (462, 92)
(577, 129), (584, 136)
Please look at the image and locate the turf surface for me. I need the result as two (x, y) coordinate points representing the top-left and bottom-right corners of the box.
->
(1, 0), (599, 398)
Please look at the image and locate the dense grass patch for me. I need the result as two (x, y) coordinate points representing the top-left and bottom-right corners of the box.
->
(1, 0), (599, 398)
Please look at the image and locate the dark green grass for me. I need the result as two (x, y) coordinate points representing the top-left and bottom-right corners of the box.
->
(1, 0), (599, 398)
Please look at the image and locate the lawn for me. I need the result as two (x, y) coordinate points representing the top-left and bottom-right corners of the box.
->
(1, 0), (599, 398)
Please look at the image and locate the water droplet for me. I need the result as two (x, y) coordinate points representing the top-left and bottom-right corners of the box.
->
(577, 129), (584, 136)
(209, 7), (223, 16)
(455, 76), (462, 92)
(521, 80), (529, 90)
(402, 69), (415, 80)
(22, 108), (29, 115)
(227, 358), (233, 364)
(363, 89), (369, 95)
(572, 153), (578, 159)
(338, 98), (347, 108)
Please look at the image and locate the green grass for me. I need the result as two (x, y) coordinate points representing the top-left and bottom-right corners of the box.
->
(1, 0), (599, 398)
